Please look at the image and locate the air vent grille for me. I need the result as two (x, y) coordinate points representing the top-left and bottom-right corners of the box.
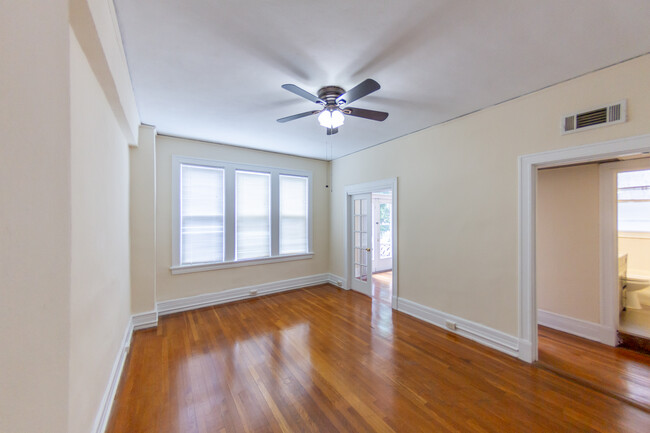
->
(576, 108), (607, 128)
(562, 100), (626, 134)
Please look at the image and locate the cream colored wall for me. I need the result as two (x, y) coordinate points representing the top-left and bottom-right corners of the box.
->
(155, 136), (330, 301)
(130, 125), (157, 313)
(68, 27), (132, 433)
(0, 1), (71, 432)
(619, 237), (650, 277)
(536, 164), (600, 323)
(330, 54), (650, 336)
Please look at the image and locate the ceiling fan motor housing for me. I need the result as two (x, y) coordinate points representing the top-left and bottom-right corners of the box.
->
(318, 86), (345, 108)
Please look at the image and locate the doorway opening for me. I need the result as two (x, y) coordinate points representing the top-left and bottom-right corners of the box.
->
(371, 191), (393, 305)
(525, 137), (650, 410)
(613, 164), (650, 342)
(345, 178), (398, 309)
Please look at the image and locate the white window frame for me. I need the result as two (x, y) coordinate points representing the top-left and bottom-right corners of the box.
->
(171, 155), (313, 274)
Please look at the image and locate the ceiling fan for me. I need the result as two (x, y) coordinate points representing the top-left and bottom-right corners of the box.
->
(277, 78), (389, 135)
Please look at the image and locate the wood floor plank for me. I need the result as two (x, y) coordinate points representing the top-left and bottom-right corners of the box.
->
(538, 325), (650, 411)
(107, 285), (650, 432)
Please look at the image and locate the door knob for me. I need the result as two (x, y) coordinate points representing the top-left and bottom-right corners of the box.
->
(366, 248), (371, 252)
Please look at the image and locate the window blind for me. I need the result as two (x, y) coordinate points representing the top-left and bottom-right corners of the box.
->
(279, 175), (308, 254)
(180, 164), (224, 264)
(236, 170), (271, 259)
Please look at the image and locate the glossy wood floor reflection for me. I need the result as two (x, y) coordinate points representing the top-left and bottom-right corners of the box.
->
(538, 325), (650, 410)
(107, 286), (650, 432)
(372, 270), (392, 305)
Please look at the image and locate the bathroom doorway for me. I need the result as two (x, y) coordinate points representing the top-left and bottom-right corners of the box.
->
(533, 155), (650, 410)
(603, 159), (650, 342)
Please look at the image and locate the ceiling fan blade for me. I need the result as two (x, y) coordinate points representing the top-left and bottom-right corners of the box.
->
(345, 107), (389, 121)
(336, 79), (380, 106)
(281, 84), (324, 104)
(276, 110), (320, 123)
(326, 127), (339, 135)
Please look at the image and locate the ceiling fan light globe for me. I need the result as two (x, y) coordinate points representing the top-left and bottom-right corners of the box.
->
(331, 110), (345, 128)
(318, 110), (333, 128)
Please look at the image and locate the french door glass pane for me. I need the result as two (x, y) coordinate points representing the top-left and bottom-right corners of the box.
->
(279, 175), (308, 254)
(353, 197), (369, 283)
(236, 170), (270, 259)
(379, 202), (392, 259)
(180, 164), (224, 264)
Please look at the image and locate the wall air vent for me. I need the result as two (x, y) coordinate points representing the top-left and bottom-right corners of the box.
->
(562, 100), (626, 134)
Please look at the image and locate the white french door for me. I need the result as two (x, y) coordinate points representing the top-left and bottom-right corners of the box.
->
(350, 193), (372, 295)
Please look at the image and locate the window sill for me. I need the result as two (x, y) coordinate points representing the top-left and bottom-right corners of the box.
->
(170, 252), (314, 275)
(619, 232), (650, 239)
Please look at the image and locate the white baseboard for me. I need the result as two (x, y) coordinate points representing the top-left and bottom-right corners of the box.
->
(132, 310), (158, 330)
(157, 273), (332, 315)
(92, 318), (134, 433)
(327, 273), (346, 288)
(537, 309), (615, 345)
(398, 297), (520, 358)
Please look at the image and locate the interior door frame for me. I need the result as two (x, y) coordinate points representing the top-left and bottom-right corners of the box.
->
(518, 133), (650, 363)
(344, 178), (398, 309)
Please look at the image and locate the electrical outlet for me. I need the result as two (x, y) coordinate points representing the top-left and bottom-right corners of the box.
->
(249, 289), (258, 296)
(445, 320), (457, 331)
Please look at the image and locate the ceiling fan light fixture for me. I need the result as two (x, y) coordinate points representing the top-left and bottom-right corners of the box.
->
(331, 110), (345, 128)
(317, 110), (332, 128)
(318, 109), (344, 129)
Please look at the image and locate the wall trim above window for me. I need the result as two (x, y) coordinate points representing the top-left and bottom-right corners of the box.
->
(171, 155), (313, 273)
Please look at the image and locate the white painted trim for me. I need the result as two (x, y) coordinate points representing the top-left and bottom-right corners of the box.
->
(170, 252), (314, 274)
(157, 273), (331, 315)
(327, 273), (346, 288)
(519, 133), (650, 362)
(538, 310), (615, 344)
(398, 298), (520, 358)
(91, 318), (133, 433)
(619, 231), (650, 239)
(343, 178), (398, 309)
(132, 310), (159, 330)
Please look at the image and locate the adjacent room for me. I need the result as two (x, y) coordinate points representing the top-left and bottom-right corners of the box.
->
(4, 1), (650, 433)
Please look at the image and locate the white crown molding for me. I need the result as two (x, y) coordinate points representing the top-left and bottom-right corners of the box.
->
(157, 273), (332, 315)
(398, 297), (520, 358)
(537, 309), (615, 344)
(91, 318), (134, 433)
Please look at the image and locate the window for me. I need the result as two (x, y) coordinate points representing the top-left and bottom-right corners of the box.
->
(236, 170), (271, 260)
(172, 156), (312, 273)
(279, 175), (308, 255)
(618, 169), (650, 233)
(180, 164), (224, 264)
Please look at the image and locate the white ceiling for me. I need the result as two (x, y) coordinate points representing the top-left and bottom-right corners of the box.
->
(114, 0), (650, 160)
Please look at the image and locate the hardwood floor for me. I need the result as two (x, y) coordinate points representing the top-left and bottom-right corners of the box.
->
(107, 286), (650, 432)
(538, 325), (650, 411)
(371, 270), (392, 305)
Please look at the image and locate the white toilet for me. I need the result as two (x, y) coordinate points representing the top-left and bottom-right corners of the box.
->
(623, 274), (650, 310)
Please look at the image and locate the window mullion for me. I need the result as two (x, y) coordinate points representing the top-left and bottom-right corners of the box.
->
(271, 170), (280, 256)
(224, 165), (236, 262)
